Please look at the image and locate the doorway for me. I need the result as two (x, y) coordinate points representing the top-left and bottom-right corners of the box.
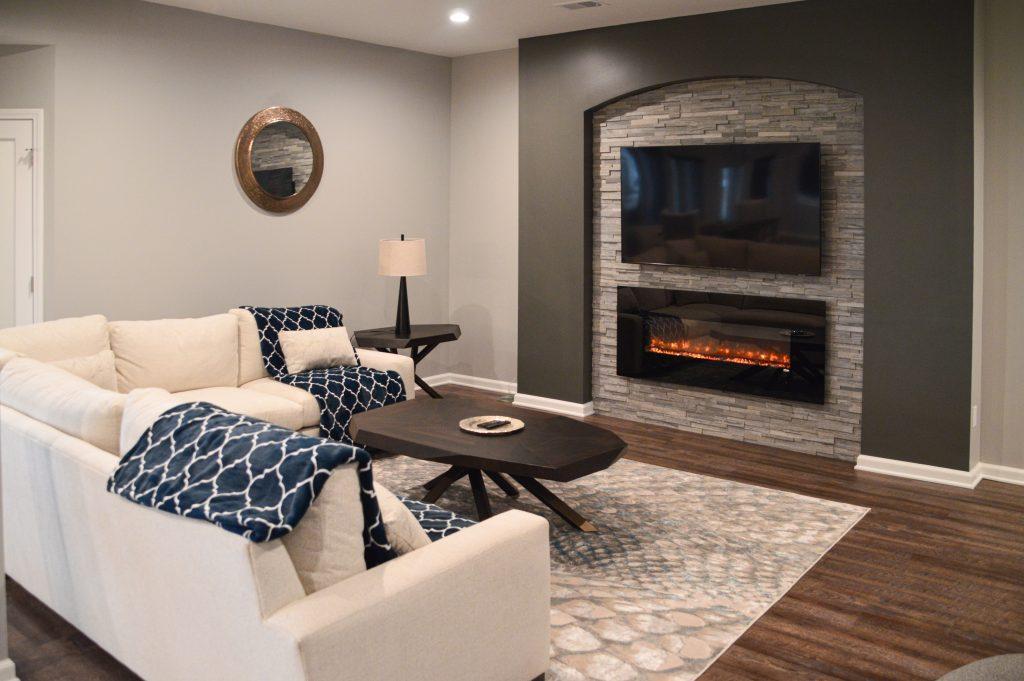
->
(0, 110), (43, 328)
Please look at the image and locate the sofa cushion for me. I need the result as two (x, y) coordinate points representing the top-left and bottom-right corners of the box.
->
(653, 303), (735, 323)
(0, 357), (125, 454)
(50, 349), (118, 391)
(120, 388), (192, 455)
(108, 314), (239, 393)
(666, 238), (712, 267)
(356, 349), (415, 400)
(728, 308), (827, 331)
(746, 242), (820, 276)
(276, 366), (405, 444)
(740, 294), (824, 317)
(281, 468), (368, 594)
(229, 308), (269, 385)
(695, 235), (749, 269)
(241, 378), (320, 429)
(374, 482), (431, 555)
(278, 327), (357, 375)
(0, 314), (110, 361)
(171, 386), (304, 431)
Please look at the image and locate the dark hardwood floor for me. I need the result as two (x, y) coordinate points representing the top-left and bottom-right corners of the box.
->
(7, 384), (1023, 680)
(6, 579), (140, 681)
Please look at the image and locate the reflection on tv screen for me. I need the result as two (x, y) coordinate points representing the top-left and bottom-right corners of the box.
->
(620, 143), (822, 276)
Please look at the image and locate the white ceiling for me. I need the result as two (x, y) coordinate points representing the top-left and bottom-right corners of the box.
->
(144, 0), (800, 57)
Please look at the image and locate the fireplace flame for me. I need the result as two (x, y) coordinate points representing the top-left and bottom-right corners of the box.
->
(647, 336), (791, 369)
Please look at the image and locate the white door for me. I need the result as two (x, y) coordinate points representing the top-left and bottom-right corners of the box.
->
(0, 117), (36, 328)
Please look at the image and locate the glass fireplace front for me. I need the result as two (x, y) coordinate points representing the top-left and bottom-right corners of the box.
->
(617, 287), (826, 404)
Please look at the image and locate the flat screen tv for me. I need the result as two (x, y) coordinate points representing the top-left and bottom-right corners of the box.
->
(620, 142), (822, 275)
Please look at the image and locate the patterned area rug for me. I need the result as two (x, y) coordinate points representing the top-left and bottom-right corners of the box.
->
(373, 456), (868, 681)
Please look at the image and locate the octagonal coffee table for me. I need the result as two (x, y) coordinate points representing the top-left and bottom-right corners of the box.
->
(350, 396), (626, 531)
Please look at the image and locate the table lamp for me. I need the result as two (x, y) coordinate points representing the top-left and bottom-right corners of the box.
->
(379, 235), (426, 337)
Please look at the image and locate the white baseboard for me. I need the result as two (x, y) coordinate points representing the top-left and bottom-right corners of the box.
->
(417, 374), (594, 417)
(855, 455), (982, 488)
(418, 373), (451, 388)
(0, 658), (18, 681)
(418, 372), (517, 395)
(855, 455), (1024, 488)
(415, 380), (1024, 488)
(512, 392), (595, 418)
(977, 462), (1024, 486)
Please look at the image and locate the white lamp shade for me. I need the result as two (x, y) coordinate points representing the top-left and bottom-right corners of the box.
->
(378, 237), (427, 277)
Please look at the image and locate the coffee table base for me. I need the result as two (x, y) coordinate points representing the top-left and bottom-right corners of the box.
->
(421, 465), (597, 532)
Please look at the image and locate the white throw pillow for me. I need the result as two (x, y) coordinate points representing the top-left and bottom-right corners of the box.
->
(119, 388), (193, 455)
(281, 467), (368, 593)
(0, 357), (126, 454)
(108, 314), (239, 393)
(374, 482), (431, 555)
(50, 350), (118, 391)
(278, 326), (357, 375)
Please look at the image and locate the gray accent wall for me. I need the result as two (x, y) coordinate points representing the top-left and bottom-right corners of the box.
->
(518, 0), (976, 469)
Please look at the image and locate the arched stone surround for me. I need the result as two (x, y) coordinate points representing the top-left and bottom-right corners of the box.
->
(591, 77), (864, 460)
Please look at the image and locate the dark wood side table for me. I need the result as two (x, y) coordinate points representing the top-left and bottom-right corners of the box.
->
(350, 396), (627, 531)
(354, 324), (461, 399)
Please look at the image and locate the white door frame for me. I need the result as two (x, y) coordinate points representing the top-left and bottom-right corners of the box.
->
(0, 109), (44, 323)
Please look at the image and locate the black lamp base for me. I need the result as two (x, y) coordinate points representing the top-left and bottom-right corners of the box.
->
(395, 276), (411, 337)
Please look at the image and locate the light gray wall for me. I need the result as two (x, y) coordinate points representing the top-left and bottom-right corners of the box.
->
(0, 0), (452, 373)
(980, 0), (1024, 470)
(970, 0), (985, 470)
(0, 45), (42, 653)
(448, 49), (518, 385)
(0, 45), (52, 114)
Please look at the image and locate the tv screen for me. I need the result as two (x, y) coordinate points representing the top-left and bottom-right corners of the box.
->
(620, 142), (822, 275)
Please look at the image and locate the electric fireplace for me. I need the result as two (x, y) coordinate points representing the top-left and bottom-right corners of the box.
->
(617, 287), (826, 404)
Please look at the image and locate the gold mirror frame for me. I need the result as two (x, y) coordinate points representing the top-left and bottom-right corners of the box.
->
(235, 106), (324, 213)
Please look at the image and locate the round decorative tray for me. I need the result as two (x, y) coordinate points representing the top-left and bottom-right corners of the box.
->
(459, 415), (525, 436)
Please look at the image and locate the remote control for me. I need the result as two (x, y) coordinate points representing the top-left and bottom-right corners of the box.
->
(477, 418), (511, 430)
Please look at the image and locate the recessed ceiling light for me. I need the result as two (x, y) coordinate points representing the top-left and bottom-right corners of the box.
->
(449, 9), (470, 23)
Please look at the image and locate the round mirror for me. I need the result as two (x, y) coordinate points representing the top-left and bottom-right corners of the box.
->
(251, 121), (314, 198)
(235, 107), (323, 212)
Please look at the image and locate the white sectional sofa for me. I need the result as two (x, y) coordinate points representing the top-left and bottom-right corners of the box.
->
(2, 309), (414, 433)
(0, 312), (551, 681)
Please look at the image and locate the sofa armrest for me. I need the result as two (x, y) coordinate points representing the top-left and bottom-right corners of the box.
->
(357, 348), (415, 399)
(266, 510), (550, 681)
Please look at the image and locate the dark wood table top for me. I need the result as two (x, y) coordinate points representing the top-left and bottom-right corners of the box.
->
(350, 396), (626, 482)
(353, 324), (461, 350)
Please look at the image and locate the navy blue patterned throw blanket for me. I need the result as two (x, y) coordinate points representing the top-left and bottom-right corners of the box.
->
(242, 305), (405, 444)
(398, 496), (476, 542)
(108, 402), (396, 567)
